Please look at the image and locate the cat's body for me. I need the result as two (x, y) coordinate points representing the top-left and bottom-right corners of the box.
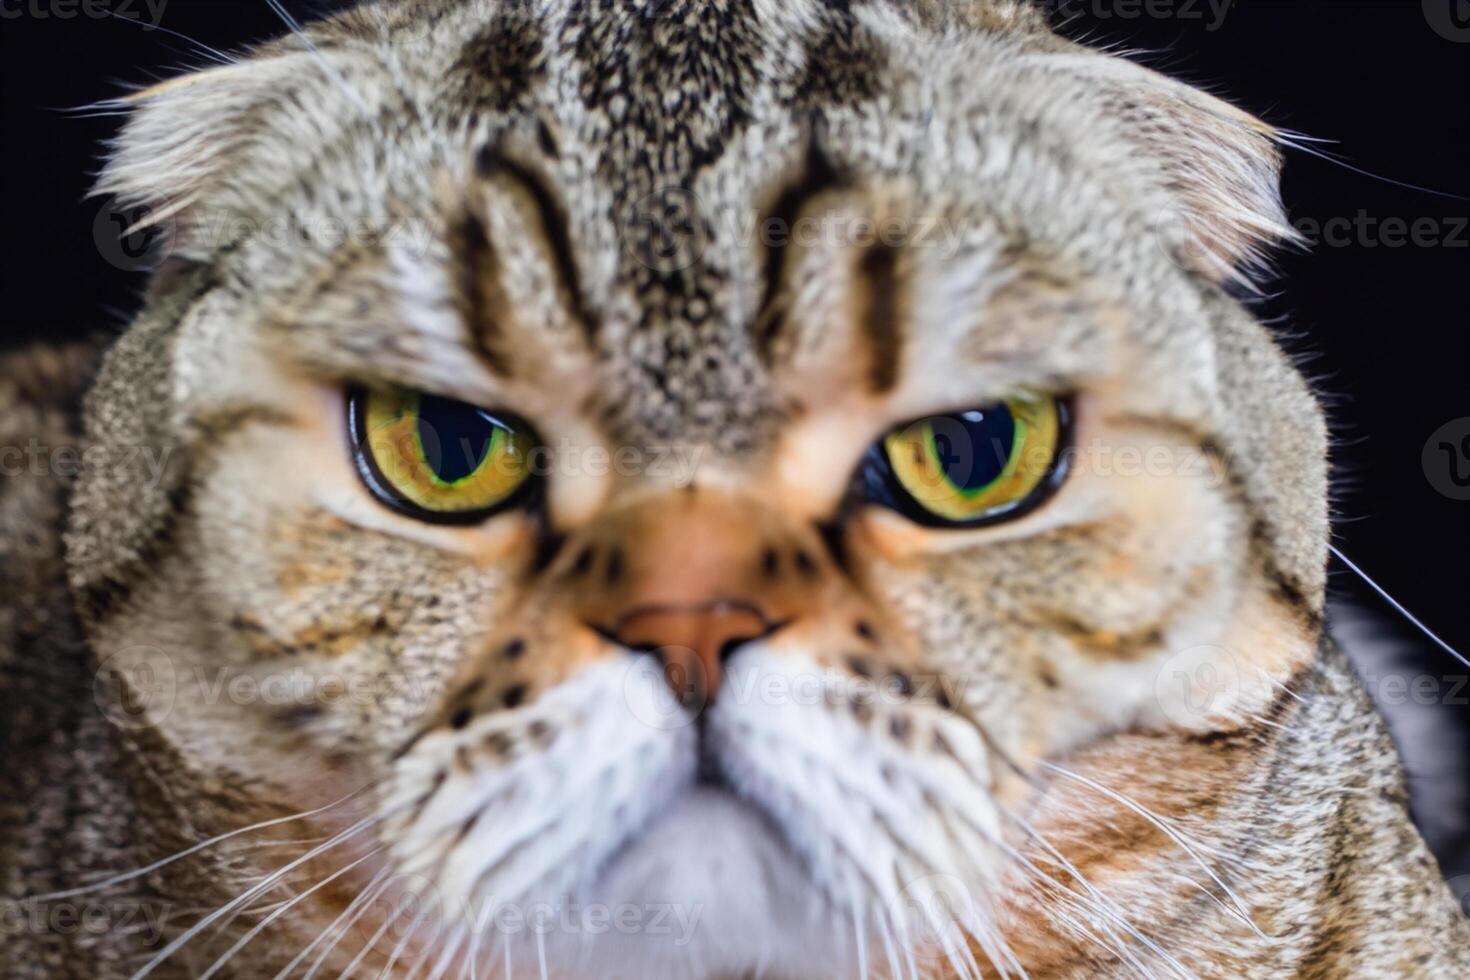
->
(2, 1), (1467, 977)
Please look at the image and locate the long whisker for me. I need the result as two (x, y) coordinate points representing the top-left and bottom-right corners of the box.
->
(1037, 762), (1263, 938)
(1276, 134), (1470, 203)
(465, 918), (484, 980)
(999, 844), (1160, 980)
(127, 806), (400, 980)
(872, 904), (905, 980)
(736, 703), (1014, 979)
(844, 867), (871, 980)
(882, 820), (1017, 979)
(423, 925), (469, 980)
(1330, 545), (1469, 668)
(892, 709), (1183, 978)
(262, 0), (371, 115)
(989, 807), (1191, 979)
(535, 921), (550, 980)
(1016, 869), (1159, 979)
(939, 709), (1203, 978)
(198, 846), (387, 980)
(100, 9), (237, 66)
(295, 867), (396, 979)
(376, 894), (429, 979)
(331, 874), (409, 979)
(33, 784), (375, 902)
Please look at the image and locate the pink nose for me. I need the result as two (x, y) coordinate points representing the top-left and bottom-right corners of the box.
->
(605, 602), (777, 707)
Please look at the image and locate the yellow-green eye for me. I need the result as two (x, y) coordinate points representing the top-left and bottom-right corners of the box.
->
(868, 396), (1070, 526)
(349, 388), (539, 523)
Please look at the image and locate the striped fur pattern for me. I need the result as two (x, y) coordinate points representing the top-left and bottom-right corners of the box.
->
(2, 1), (1467, 977)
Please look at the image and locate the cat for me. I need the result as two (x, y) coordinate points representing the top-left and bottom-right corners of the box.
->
(2, 0), (1467, 977)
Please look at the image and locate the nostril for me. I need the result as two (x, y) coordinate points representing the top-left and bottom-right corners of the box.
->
(568, 545), (596, 578)
(590, 604), (792, 706)
(718, 635), (757, 663)
(604, 547), (626, 585)
(718, 617), (792, 663)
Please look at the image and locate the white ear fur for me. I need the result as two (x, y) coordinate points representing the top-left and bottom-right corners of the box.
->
(1030, 52), (1301, 285)
(94, 59), (298, 258)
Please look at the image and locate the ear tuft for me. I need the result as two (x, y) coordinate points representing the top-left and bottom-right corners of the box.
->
(93, 60), (290, 260)
(1036, 53), (1302, 286)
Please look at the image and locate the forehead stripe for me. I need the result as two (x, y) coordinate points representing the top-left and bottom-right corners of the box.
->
(447, 195), (514, 379)
(475, 145), (595, 344)
(858, 238), (903, 395)
(756, 137), (850, 358)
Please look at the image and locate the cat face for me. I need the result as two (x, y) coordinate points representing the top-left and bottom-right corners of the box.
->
(70, 1), (1328, 976)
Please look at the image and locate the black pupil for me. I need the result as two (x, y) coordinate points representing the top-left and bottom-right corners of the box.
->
(935, 405), (1016, 493)
(417, 395), (500, 484)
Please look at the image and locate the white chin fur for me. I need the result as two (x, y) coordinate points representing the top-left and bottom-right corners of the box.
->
(503, 788), (854, 980)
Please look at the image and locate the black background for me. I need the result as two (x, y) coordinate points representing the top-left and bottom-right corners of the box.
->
(3, 0), (1468, 887)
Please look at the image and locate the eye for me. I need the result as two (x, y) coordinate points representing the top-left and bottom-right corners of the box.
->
(348, 387), (540, 524)
(861, 395), (1071, 527)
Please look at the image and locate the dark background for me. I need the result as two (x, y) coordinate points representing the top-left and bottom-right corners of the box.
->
(3, 0), (1468, 892)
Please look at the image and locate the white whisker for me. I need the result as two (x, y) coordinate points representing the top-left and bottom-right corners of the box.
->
(846, 867), (871, 980)
(297, 867), (396, 979)
(1039, 762), (1263, 938)
(198, 846), (385, 980)
(33, 785), (372, 902)
(995, 808), (1190, 979)
(127, 806), (398, 980)
(375, 896), (426, 980)
(424, 926), (468, 980)
(535, 925), (549, 980)
(102, 9), (237, 65)
(332, 875), (408, 979)
(262, 0), (371, 115)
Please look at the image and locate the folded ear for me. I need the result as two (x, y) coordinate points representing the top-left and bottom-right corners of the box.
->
(1029, 52), (1301, 285)
(93, 58), (301, 261)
